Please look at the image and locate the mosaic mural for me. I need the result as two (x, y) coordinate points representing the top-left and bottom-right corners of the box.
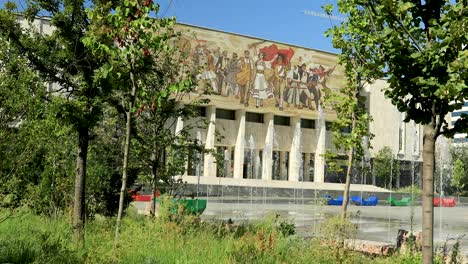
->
(176, 24), (343, 114)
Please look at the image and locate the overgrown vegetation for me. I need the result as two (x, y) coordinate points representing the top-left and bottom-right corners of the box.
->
(0, 208), (440, 264)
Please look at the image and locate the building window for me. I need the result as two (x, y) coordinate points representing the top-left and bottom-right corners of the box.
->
(301, 119), (315, 129)
(191, 106), (206, 117)
(216, 146), (234, 178)
(325, 121), (333, 130)
(340, 126), (351, 134)
(272, 151), (288, 180)
(274, 115), (290, 126)
(216, 108), (236, 120)
(451, 111), (468, 117)
(454, 138), (468, 143)
(301, 153), (314, 182)
(246, 112), (264, 123)
(243, 148), (261, 179)
(187, 148), (204, 176)
(272, 151), (280, 180)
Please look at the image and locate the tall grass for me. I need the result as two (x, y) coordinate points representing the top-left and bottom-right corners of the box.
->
(0, 206), (427, 264)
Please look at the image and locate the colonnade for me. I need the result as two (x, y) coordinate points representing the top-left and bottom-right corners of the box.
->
(176, 105), (327, 183)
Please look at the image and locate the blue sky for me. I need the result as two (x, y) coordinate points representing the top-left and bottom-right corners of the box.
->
(157, 0), (341, 53)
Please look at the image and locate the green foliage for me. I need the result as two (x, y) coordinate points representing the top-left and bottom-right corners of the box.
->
(320, 215), (358, 243)
(373, 146), (400, 189)
(451, 159), (466, 195)
(450, 144), (468, 196)
(394, 185), (422, 195)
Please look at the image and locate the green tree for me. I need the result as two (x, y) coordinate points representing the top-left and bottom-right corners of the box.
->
(451, 159), (466, 199)
(373, 146), (400, 189)
(0, 0), (114, 246)
(0, 18), (76, 214)
(323, 5), (376, 219)
(450, 144), (468, 196)
(83, 0), (205, 246)
(325, 1), (467, 262)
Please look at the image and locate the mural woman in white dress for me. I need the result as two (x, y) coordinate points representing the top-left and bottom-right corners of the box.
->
(250, 52), (273, 108)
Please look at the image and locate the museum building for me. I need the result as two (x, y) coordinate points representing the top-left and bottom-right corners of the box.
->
(23, 17), (424, 189)
(172, 23), (424, 188)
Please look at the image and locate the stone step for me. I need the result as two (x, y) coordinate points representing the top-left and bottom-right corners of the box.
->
(344, 239), (395, 256)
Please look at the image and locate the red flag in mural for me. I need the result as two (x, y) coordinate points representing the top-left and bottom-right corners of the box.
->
(259, 44), (295, 68)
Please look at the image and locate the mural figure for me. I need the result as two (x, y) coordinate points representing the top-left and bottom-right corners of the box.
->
(193, 42), (217, 94)
(250, 52), (274, 108)
(237, 50), (254, 105)
(272, 54), (288, 110)
(309, 65), (336, 109)
(285, 64), (313, 109)
(224, 52), (239, 97)
(215, 50), (229, 95)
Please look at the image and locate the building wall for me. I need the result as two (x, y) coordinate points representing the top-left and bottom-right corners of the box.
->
(366, 79), (423, 163)
(451, 102), (468, 144)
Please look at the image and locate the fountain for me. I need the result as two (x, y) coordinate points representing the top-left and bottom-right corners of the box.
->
(315, 105), (326, 183)
(247, 135), (256, 179)
(196, 130), (202, 198)
(436, 135), (451, 243)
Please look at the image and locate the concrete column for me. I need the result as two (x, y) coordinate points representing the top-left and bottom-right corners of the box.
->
(304, 153), (311, 182)
(233, 110), (246, 179)
(175, 116), (184, 135)
(262, 113), (274, 181)
(203, 106), (216, 177)
(174, 116), (188, 175)
(225, 146), (232, 178)
(314, 110), (326, 183)
(288, 117), (301, 182)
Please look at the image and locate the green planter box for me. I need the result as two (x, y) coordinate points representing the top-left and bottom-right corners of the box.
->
(155, 198), (207, 215)
(387, 197), (412, 206)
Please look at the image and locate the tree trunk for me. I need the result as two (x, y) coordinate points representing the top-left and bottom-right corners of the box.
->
(150, 148), (159, 216)
(73, 126), (89, 248)
(115, 66), (138, 247)
(341, 147), (354, 219)
(341, 113), (356, 219)
(422, 121), (437, 264)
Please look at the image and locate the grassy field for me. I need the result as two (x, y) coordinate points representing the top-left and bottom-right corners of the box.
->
(0, 205), (427, 264)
